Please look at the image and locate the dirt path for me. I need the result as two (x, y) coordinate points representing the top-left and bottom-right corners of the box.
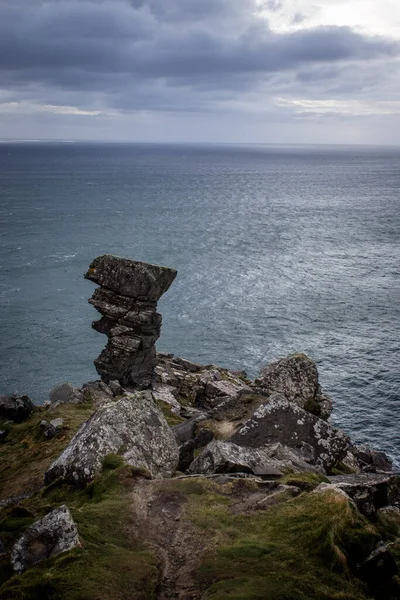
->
(131, 480), (205, 600)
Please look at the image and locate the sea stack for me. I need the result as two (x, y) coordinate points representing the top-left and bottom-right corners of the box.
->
(85, 255), (177, 388)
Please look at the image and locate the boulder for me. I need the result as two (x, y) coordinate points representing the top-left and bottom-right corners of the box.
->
(49, 383), (83, 407)
(327, 473), (400, 518)
(45, 392), (179, 485)
(11, 505), (80, 574)
(230, 394), (349, 472)
(188, 440), (321, 477)
(0, 393), (35, 423)
(254, 354), (332, 420)
(85, 256), (177, 389)
(351, 445), (393, 473)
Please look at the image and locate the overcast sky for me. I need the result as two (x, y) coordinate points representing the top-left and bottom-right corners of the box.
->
(1, 0), (399, 144)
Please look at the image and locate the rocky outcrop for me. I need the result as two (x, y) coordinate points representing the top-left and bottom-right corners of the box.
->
(188, 440), (321, 476)
(351, 445), (393, 473)
(0, 393), (35, 423)
(327, 473), (400, 518)
(154, 353), (252, 412)
(45, 392), (179, 485)
(231, 394), (349, 472)
(254, 354), (332, 420)
(85, 255), (177, 388)
(11, 505), (80, 574)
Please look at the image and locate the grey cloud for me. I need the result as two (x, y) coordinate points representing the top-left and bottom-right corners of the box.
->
(0, 0), (398, 119)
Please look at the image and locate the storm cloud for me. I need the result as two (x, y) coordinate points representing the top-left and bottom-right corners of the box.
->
(0, 0), (399, 142)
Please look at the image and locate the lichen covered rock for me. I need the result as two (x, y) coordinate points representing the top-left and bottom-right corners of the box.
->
(230, 394), (349, 472)
(189, 439), (321, 476)
(45, 391), (179, 485)
(11, 505), (80, 574)
(254, 353), (332, 420)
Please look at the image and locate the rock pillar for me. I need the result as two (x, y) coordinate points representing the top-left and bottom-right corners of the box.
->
(85, 255), (177, 388)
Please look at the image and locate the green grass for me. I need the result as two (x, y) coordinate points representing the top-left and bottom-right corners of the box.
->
(178, 478), (379, 600)
(0, 466), (159, 600)
(281, 471), (329, 491)
(0, 402), (95, 499)
(156, 400), (184, 427)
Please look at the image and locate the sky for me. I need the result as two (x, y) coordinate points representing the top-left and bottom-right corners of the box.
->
(0, 0), (399, 144)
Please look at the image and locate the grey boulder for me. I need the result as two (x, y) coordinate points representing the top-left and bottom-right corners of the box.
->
(188, 440), (321, 477)
(230, 394), (349, 472)
(45, 392), (179, 485)
(49, 383), (83, 407)
(254, 353), (332, 420)
(0, 393), (35, 423)
(11, 505), (80, 574)
(327, 473), (400, 518)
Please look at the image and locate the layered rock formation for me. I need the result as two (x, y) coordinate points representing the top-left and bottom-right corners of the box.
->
(1, 257), (400, 600)
(85, 255), (177, 388)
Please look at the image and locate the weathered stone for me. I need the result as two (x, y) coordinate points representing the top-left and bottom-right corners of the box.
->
(0, 393), (35, 423)
(177, 428), (215, 472)
(327, 473), (400, 517)
(85, 254), (177, 301)
(351, 445), (393, 473)
(49, 383), (82, 407)
(40, 420), (58, 439)
(85, 256), (177, 388)
(357, 542), (398, 584)
(40, 418), (65, 439)
(152, 383), (181, 415)
(188, 440), (320, 477)
(50, 418), (64, 430)
(254, 354), (332, 420)
(0, 429), (8, 443)
(172, 416), (208, 446)
(45, 392), (179, 485)
(11, 505), (80, 574)
(108, 380), (124, 396)
(230, 394), (349, 472)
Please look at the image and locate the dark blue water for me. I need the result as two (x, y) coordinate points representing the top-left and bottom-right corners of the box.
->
(0, 142), (399, 463)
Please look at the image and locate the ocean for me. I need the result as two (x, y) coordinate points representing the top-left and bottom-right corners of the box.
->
(0, 142), (399, 464)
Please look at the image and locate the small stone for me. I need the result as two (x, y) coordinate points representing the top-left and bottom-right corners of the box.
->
(50, 418), (64, 430)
